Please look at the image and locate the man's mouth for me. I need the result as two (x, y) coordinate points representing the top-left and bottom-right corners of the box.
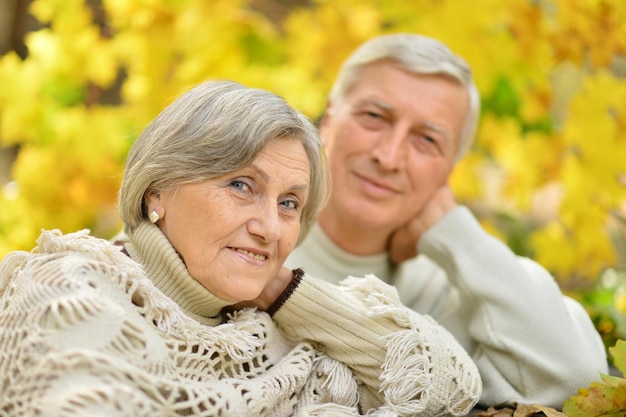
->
(355, 172), (399, 194)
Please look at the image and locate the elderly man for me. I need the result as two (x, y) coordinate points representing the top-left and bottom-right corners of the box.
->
(286, 33), (607, 409)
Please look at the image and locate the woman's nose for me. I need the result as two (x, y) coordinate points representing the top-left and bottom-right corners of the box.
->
(246, 203), (281, 242)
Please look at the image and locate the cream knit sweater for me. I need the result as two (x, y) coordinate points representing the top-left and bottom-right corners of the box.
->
(286, 206), (608, 408)
(0, 223), (481, 416)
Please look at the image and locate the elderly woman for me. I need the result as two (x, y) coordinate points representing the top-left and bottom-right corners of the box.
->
(0, 80), (481, 416)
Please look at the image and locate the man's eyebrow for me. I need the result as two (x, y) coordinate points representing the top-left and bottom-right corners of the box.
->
(357, 97), (395, 112)
(357, 97), (451, 141)
(423, 121), (454, 154)
(422, 121), (449, 139)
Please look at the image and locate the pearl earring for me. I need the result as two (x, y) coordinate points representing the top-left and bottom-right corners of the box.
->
(149, 210), (160, 223)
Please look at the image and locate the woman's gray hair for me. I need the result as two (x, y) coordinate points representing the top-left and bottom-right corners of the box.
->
(119, 80), (330, 244)
(329, 33), (480, 160)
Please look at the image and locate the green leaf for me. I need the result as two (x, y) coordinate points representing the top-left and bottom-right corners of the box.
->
(610, 340), (626, 377)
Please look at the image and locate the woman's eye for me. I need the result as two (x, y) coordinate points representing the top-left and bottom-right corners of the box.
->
(280, 199), (299, 210)
(230, 180), (250, 192)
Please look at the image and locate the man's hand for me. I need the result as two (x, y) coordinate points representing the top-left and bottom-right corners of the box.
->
(388, 185), (458, 265)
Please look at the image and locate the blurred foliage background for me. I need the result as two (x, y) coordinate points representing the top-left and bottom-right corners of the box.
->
(0, 0), (625, 353)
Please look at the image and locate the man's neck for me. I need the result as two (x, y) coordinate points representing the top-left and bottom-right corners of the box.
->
(317, 209), (390, 256)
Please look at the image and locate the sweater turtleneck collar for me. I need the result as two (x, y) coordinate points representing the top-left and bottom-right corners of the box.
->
(123, 221), (231, 325)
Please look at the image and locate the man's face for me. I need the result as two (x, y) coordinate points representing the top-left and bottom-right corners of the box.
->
(320, 61), (469, 239)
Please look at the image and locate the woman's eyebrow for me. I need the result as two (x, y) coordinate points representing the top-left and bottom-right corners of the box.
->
(250, 164), (309, 192)
(250, 164), (270, 182)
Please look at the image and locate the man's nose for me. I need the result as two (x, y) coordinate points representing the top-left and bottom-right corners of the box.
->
(371, 127), (406, 171)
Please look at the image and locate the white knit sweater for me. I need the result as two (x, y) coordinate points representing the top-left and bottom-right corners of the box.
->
(0, 224), (481, 416)
(286, 206), (608, 408)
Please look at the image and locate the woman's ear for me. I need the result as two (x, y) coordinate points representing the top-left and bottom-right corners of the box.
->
(145, 191), (163, 219)
(145, 190), (161, 207)
(146, 191), (165, 224)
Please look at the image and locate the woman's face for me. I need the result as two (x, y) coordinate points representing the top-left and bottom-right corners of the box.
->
(150, 138), (310, 302)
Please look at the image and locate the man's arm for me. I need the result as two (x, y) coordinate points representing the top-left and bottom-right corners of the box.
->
(409, 204), (608, 408)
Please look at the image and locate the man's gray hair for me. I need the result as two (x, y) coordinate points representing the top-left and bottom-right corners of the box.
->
(329, 33), (480, 160)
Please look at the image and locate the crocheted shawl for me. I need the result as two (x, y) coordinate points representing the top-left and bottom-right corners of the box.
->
(0, 228), (481, 416)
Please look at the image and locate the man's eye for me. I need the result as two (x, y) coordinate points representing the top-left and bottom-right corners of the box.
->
(410, 134), (442, 156)
(356, 111), (387, 129)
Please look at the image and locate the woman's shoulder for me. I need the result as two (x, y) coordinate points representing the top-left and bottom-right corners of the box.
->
(0, 229), (144, 311)
(10, 229), (138, 272)
(34, 228), (130, 260)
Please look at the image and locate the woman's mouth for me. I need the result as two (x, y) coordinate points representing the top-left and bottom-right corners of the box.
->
(232, 247), (267, 261)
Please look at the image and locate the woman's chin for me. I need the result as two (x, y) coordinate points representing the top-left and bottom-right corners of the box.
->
(224, 286), (264, 303)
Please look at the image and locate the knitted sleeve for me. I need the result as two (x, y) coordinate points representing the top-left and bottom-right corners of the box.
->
(272, 272), (482, 417)
(266, 268), (304, 316)
(418, 205), (607, 407)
